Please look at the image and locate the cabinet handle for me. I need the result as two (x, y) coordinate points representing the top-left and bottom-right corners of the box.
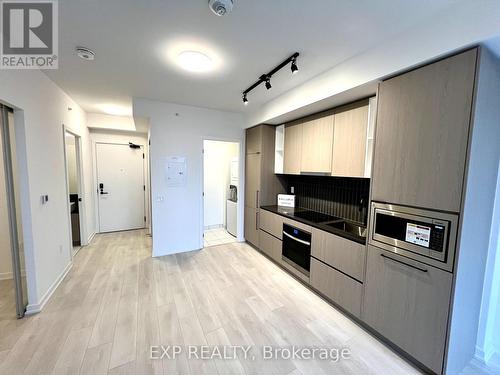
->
(255, 212), (259, 231)
(256, 190), (260, 208)
(380, 253), (428, 273)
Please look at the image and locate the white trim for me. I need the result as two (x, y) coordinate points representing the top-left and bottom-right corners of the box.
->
(25, 261), (72, 315)
(473, 347), (500, 375)
(87, 231), (96, 244)
(0, 271), (13, 280)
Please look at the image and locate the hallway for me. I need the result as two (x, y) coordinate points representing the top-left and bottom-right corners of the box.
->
(0, 230), (420, 374)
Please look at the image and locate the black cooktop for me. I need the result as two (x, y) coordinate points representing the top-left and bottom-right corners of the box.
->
(292, 210), (340, 223)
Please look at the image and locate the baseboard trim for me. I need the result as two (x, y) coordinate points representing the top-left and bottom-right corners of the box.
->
(473, 348), (500, 374)
(25, 261), (73, 315)
(87, 231), (96, 245)
(0, 271), (13, 280)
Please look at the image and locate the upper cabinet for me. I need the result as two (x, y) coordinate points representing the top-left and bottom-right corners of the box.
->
(283, 122), (303, 174)
(246, 125), (262, 155)
(371, 49), (477, 212)
(279, 99), (374, 178)
(301, 115), (334, 173)
(331, 102), (369, 177)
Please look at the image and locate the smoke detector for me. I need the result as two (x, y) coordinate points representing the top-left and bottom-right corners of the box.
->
(208, 0), (234, 16)
(76, 46), (95, 61)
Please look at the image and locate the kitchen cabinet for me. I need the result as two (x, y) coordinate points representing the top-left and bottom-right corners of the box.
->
(283, 123), (302, 174)
(311, 228), (365, 282)
(301, 115), (334, 173)
(310, 258), (362, 318)
(259, 209), (283, 239)
(244, 206), (259, 247)
(245, 125), (285, 248)
(372, 48), (477, 212)
(362, 245), (452, 374)
(259, 229), (282, 262)
(331, 103), (369, 177)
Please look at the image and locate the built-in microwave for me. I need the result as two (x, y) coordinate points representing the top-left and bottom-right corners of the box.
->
(369, 202), (459, 272)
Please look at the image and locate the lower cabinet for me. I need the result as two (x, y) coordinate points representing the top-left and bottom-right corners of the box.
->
(362, 245), (453, 374)
(244, 206), (259, 247)
(259, 209), (283, 239)
(258, 229), (282, 262)
(310, 258), (362, 318)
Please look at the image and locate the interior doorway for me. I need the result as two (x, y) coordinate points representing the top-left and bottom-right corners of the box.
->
(63, 131), (84, 256)
(95, 142), (146, 233)
(203, 140), (239, 248)
(0, 104), (28, 319)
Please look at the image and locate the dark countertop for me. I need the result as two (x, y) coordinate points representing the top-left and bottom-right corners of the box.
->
(261, 205), (367, 245)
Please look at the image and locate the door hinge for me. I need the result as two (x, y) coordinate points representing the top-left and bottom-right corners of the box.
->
(143, 153), (145, 159)
(144, 216), (146, 222)
(143, 185), (146, 191)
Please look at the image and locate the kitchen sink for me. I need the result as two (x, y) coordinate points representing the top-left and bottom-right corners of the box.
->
(324, 220), (367, 238)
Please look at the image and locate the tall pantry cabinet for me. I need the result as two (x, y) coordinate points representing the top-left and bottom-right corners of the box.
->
(244, 125), (284, 248)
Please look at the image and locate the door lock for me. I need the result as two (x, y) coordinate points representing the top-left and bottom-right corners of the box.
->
(99, 183), (109, 195)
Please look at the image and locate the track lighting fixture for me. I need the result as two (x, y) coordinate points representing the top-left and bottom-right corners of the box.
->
(241, 52), (299, 105)
(265, 76), (272, 90)
(291, 57), (298, 74)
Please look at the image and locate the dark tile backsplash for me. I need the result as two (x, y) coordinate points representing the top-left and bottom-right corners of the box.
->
(278, 175), (370, 224)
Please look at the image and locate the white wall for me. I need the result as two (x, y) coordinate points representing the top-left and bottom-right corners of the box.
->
(203, 140), (238, 228)
(89, 128), (150, 233)
(446, 48), (500, 374)
(0, 69), (94, 312)
(133, 98), (245, 256)
(247, 1), (500, 126)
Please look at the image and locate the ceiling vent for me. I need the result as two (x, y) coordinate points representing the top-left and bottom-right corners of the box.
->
(76, 46), (95, 61)
(208, 0), (234, 16)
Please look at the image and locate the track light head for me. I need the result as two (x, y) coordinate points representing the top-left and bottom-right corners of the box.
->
(242, 93), (248, 105)
(291, 58), (298, 74)
(265, 77), (272, 90)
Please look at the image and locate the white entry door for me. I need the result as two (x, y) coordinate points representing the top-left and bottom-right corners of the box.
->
(96, 143), (145, 232)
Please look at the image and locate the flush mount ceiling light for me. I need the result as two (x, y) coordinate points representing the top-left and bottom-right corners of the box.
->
(177, 50), (214, 73)
(208, 0), (234, 16)
(242, 52), (299, 105)
(76, 46), (95, 61)
(97, 103), (132, 117)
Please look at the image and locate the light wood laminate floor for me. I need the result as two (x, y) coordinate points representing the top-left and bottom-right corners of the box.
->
(0, 230), (422, 374)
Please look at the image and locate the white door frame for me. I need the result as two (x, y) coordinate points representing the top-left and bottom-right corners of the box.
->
(201, 137), (243, 248)
(94, 141), (147, 233)
(62, 126), (87, 258)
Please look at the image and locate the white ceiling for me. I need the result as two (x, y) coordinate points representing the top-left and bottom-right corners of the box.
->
(45, 0), (460, 117)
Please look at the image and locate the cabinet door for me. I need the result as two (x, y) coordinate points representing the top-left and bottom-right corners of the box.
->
(311, 229), (365, 281)
(301, 116), (334, 173)
(283, 123), (303, 174)
(259, 210), (283, 240)
(244, 207), (259, 247)
(372, 49), (477, 212)
(362, 245), (452, 374)
(245, 153), (261, 209)
(246, 126), (262, 154)
(331, 105), (368, 177)
(310, 258), (362, 318)
(259, 229), (282, 262)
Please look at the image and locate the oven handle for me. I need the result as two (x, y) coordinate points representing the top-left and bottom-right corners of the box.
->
(283, 231), (311, 246)
(380, 253), (428, 273)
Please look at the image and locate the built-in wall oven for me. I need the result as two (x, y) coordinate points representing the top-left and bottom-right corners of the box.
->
(369, 202), (459, 272)
(282, 223), (312, 276)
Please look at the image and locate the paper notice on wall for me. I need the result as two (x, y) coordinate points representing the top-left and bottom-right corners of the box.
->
(405, 223), (430, 248)
(166, 156), (187, 187)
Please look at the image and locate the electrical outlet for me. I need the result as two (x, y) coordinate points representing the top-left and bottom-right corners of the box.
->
(290, 186), (294, 194)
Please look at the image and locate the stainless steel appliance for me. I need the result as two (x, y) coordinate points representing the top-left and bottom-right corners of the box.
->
(228, 184), (237, 202)
(282, 223), (312, 275)
(369, 202), (458, 271)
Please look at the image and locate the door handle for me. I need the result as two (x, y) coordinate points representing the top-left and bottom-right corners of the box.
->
(282, 231), (311, 246)
(380, 253), (428, 273)
(256, 190), (259, 208)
